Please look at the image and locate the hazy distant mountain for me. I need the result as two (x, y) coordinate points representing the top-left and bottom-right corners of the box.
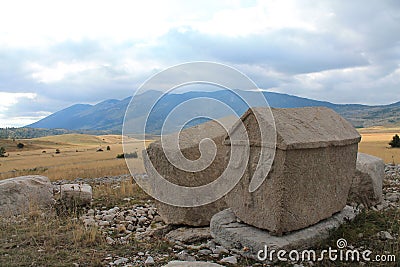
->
(27, 90), (400, 133)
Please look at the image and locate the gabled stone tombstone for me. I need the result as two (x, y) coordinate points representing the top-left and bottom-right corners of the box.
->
(224, 107), (361, 235)
(143, 117), (236, 226)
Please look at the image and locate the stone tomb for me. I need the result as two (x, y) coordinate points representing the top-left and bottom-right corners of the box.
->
(224, 107), (361, 235)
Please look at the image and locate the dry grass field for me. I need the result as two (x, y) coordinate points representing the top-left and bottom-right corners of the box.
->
(0, 134), (152, 181)
(358, 126), (400, 164)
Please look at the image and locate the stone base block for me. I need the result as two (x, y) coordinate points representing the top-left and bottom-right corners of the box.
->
(210, 207), (358, 261)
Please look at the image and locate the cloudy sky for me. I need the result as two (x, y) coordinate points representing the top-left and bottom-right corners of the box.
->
(0, 0), (399, 127)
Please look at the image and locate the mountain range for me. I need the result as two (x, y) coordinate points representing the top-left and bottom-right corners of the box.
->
(27, 90), (400, 134)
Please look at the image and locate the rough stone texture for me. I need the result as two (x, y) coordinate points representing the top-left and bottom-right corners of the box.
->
(210, 207), (358, 261)
(0, 175), (54, 216)
(224, 107), (361, 235)
(163, 261), (223, 267)
(144, 117), (236, 226)
(348, 153), (384, 207)
(60, 184), (92, 206)
(166, 227), (212, 244)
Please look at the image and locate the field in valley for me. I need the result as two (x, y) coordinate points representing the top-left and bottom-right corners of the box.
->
(0, 134), (152, 181)
(358, 126), (400, 164)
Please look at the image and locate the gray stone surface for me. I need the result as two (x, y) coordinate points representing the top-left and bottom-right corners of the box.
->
(166, 227), (211, 244)
(162, 261), (223, 267)
(348, 153), (384, 207)
(210, 207), (358, 261)
(224, 107), (361, 235)
(0, 175), (54, 216)
(144, 117), (236, 226)
(60, 183), (92, 206)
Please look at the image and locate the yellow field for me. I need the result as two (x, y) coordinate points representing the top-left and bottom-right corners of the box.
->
(358, 126), (400, 164)
(0, 134), (152, 181)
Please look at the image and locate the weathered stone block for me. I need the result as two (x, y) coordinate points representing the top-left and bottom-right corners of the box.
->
(348, 152), (384, 207)
(60, 183), (92, 206)
(210, 207), (358, 261)
(0, 175), (54, 216)
(224, 107), (361, 235)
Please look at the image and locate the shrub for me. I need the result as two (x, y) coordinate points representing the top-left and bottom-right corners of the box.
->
(116, 151), (138, 159)
(55, 149), (61, 154)
(106, 146), (111, 151)
(17, 142), (24, 149)
(389, 134), (400, 148)
(0, 147), (6, 157)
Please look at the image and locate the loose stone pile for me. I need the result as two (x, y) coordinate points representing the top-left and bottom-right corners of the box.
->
(79, 202), (163, 240)
(383, 163), (400, 209)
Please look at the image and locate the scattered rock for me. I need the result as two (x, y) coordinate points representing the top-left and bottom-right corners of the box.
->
(99, 221), (110, 227)
(212, 246), (229, 255)
(385, 192), (399, 202)
(176, 251), (196, 262)
(144, 256), (155, 265)
(377, 231), (394, 241)
(166, 227), (211, 244)
(106, 236), (115, 245)
(113, 257), (129, 265)
(82, 217), (96, 227)
(220, 255), (237, 264)
(198, 249), (212, 256)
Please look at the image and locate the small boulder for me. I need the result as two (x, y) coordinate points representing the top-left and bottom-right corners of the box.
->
(144, 256), (155, 265)
(220, 256), (237, 264)
(0, 175), (54, 217)
(166, 227), (211, 244)
(60, 184), (92, 207)
(348, 153), (384, 207)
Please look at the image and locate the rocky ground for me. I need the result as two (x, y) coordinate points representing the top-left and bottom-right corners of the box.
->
(48, 164), (400, 266)
(52, 174), (246, 266)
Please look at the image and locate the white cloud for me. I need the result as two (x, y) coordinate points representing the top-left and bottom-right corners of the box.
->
(0, 0), (400, 128)
(195, 0), (322, 36)
(0, 92), (47, 127)
(0, 115), (50, 128)
(0, 92), (37, 112)
(27, 61), (101, 83)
